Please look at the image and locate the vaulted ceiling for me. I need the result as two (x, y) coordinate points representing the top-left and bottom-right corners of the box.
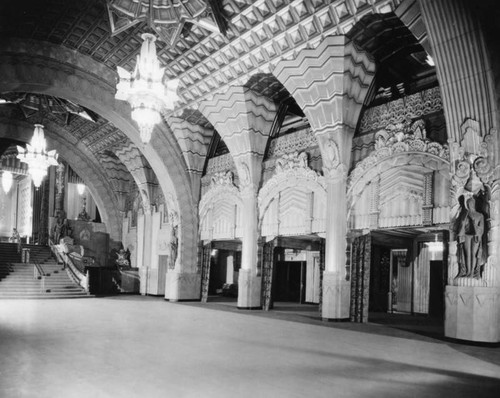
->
(0, 0), (434, 208)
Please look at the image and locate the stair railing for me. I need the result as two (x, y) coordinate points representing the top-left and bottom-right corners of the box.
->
(48, 239), (89, 292)
(33, 261), (46, 293)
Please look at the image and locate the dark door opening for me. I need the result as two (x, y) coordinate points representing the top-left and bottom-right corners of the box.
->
(428, 260), (444, 318)
(273, 261), (305, 303)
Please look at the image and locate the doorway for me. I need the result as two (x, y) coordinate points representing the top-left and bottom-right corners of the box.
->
(362, 230), (447, 334)
(202, 240), (241, 303)
(265, 236), (322, 313)
(274, 260), (305, 303)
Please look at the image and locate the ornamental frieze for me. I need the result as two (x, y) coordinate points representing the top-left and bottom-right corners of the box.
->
(259, 151), (325, 204)
(359, 87), (442, 133)
(267, 128), (318, 157)
(348, 121), (449, 190)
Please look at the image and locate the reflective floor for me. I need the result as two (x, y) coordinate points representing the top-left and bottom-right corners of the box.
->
(0, 296), (499, 398)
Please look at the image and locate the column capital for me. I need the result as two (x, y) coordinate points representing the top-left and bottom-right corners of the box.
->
(323, 164), (348, 183)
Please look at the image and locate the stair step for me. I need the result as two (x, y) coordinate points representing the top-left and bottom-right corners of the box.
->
(0, 244), (89, 300)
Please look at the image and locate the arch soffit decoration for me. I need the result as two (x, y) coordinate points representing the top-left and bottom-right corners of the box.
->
(0, 120), (122, 241)
(347, 151), (450, 215)
(199, 172), (242, 230)
(0, 39), (197, 264)
(258, 153), (327, 223)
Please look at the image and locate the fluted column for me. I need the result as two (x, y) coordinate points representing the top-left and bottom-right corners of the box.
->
(238, 182), (261, 308)
(200, 86), (278, 309)
(419, 0), (500, 342)
(274, 35), (375, 320)
(322, 165), (350, 319)
(55, 162), (65, 213)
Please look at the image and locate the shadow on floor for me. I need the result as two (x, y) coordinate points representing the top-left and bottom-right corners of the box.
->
(172, 299), (500, 367)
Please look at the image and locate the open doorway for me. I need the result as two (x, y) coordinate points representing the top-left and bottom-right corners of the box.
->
(206, 240), (241, 304)
(265, 236), (322, 314)
(357, 230), (447, 335)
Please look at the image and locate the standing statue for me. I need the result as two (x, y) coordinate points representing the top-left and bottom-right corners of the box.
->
(454, 196), (486, 278)
(169, 223), (178, 270)
(52, 210), (71, 244)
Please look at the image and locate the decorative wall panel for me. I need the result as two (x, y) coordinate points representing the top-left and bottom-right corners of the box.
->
(199, 172), (242, 241)
(350, 234), (371, 323)
(259, 152), (326, 237)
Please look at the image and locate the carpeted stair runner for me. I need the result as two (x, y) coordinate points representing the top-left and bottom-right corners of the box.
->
(0, 243), (92, 299)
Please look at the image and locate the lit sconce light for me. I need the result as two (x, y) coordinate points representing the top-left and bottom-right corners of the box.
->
(425, 55), (435, 66)
(426, 234), (443, 253)
(211, 249), (218, 257)
(2, 171), (13, 193)
(77, 183), (86, 196)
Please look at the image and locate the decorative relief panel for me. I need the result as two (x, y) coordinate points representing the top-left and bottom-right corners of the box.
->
(259, 151), (326, 237)
(448, 119), (498, 288)
(202, 153), (239, 196)
(199, 171), (243, 241)
(348, 120), (451, 231)
(349, 121), (449, 192)
(358, 86), (443, 134)
(267, 127), (318, 157)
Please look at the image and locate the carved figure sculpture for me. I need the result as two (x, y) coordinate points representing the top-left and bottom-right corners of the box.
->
(169, 223), (178, 270)
(52, 210), (71, 244)
(116, 249), (130, 268)
(455, 196), (486, 278)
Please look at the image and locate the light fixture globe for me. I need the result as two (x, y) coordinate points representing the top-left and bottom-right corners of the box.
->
(16, 124), (59, 188)
(2, 171), (13, 193)
(77, 183), (86, 195)
(116, 33), (179, 144)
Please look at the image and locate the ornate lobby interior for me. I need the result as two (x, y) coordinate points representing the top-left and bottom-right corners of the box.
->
(0, 0), (499, 397)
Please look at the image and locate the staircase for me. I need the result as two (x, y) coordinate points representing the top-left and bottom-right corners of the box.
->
(0, 243), (92, 299)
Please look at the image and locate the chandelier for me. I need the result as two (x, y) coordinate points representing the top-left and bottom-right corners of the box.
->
(2, 171), (13, 193)
(17, 124), (59, 188)
(116, 33), (179, 144)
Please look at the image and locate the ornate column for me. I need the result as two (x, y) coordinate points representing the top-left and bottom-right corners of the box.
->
(238, 176), (261, 308)
(55, 162), (65, 213)
(274, 35), (375, 319)
(200, 86), (278, 309)
(419, 0), (500, 342)
(323, 175), (350, 317)
(167, 116), (211, 201)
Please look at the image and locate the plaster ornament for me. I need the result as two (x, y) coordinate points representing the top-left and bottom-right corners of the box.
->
(210, 171), (233, 186)
(324, 138), (340, 169)
(275, 151), (308, 173)
(240, 162), (251, 185)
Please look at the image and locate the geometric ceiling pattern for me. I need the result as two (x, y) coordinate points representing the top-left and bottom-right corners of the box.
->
(0, 0), (402, 116)
(0, 0), (414, 207)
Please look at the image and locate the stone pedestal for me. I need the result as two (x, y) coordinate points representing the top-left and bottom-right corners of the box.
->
(445, 285), (500, 343)
(322, 272), (350, 320)
(164, 272), (201, 301)
(237, 269), (262, 309)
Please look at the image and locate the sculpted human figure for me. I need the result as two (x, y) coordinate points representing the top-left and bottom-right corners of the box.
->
(53, 210), (70, 244)
(169, 223), (178, 270)
(455, 196), (485, 278)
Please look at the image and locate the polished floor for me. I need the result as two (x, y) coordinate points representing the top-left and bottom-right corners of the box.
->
(0, 296), (499, 398)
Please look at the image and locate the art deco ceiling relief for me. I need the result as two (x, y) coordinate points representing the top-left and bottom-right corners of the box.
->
(1, 0), (428, 188)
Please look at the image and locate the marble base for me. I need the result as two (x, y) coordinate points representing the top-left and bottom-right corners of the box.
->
(445, 285), (500, 343)
(237, 269), (262, 309)
(321, 273), (350, 320)
(139, 267), (148, 295)
(164, 272), (201, 301)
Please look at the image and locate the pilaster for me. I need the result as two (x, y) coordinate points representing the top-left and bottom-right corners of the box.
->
(165, 271), (201, 301)
(237, 269), (262, 309)
(274, 35), (375, 320)
(200, 87), (278, 309)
